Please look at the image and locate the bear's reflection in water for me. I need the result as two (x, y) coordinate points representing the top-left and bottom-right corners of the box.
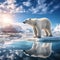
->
(0, 48), (60, 60)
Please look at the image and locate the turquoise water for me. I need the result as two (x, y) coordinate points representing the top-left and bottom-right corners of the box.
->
(0, 37), (60, 60)
(6, 41), (33, 50)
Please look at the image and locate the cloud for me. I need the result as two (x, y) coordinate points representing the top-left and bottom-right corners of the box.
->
(23, 0), (31, 7)
(53, 24), (60, 36)
(15, 5), (25, 13)
(0, 0), (25, 13)
(11, 22), (34, 37)
(0, 0), (60, 14)
(29, 7), (39, 14)
(47, 0), (54, 7)
(0, 0), (16, 13)
(29, 0), (48, 14)
(29, 0), (60, 14)
(53, 24), (60, 32)
(13, 22), (33, 31)
(38, 0), (46, 5)
(6, 0), (16, 4)
(50, 4), (60, 13)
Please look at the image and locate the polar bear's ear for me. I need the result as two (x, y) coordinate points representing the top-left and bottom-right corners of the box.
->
(29, 18), (31, 20)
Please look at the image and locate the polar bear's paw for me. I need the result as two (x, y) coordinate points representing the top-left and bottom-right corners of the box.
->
(49, 34), (52, 37)
(34, 36), (41, 38)
(37, 36), (41, 38)
(34, 36), (37, 38)
(33, 35), (37, 38)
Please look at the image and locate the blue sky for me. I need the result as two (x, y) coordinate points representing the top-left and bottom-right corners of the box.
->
(0, 0), (60, 27)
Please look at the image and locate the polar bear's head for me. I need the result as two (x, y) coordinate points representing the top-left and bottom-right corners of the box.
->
(23, 18), (36, 26)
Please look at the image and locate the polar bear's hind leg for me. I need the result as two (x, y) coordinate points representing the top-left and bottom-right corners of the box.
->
(47, 29), (52, 37)
(45, 28), (52, 37)
(44, 29), (48, 36)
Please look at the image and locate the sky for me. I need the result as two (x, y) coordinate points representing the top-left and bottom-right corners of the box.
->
(0, 0), (60, 27)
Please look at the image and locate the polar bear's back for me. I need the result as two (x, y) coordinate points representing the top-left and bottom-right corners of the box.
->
(31, 18), (50, 22)
(32, 17), (50, 24)
(38, 18), (51, 25)
(38, 18), (50, 22)
(27, 18), (51, 28)
(34, 18), (51, 29)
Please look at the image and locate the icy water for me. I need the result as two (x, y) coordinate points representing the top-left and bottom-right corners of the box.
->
(0, 37), (60, 60)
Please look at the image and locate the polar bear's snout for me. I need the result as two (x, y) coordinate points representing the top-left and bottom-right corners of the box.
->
(23, 21), (26, 24)
(23, 20), (28, 24)
(23, 21), (25, 24)
(23, 18), (31, 24)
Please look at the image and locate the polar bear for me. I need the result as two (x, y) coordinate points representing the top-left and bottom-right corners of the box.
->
(23, 18), (52, 38)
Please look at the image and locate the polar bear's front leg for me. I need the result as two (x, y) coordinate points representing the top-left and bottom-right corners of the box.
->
(45, 27), (52, 37)
(33, 26), (37, 38)
(37, 29), (41, 38)
(36, 26), (41, 38)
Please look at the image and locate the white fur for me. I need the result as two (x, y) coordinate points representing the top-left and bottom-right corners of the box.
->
(24, 40), (52, 58)
(24, 18), (52, 38)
